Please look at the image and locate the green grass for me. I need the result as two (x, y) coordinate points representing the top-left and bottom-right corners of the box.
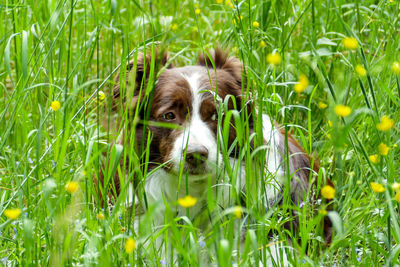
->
(1, 0), (400, 265)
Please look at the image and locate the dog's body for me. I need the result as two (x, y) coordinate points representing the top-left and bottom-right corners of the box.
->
(105, 48), (327, 264)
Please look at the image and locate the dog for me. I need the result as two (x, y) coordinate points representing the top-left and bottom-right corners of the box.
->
(103, 47), (331, 264)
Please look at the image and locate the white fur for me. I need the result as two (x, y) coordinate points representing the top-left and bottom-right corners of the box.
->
(169, 72), (222, 175)
(261, 114), (286, 205)
(131, 73), (289, 265)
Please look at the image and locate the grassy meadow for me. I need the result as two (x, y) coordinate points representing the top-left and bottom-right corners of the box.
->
(1, 0), (400, 265)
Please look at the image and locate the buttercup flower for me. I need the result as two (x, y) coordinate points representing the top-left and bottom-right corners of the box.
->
(376, 115), (394, 131)
(319, 209), (327, 215)
(252, 21), (260, 28)
(267, 52), (282, 66)
(392, 62), (400, 74)
(395, 192), (400, 203)
(370, 182), (385, 193)
(369, 154), (379, 164)
(97, 213), (105, 220)
(355, 64), (367, 76)
(233, 206), (243, 219)
(195, 9), (201, 14)
(171, 23), (178, 31)
(259, 40), (266, 48)
(216, 0), (223, 3)
(98, 91), (106, 101)
(178, 195), (197, 208)
(294, 74), (309, 93)
(65, 181), (79, 194)
(335, 105), (352, 117)
(125, 238), (136, 253)
(51, 100), (61, 111)
(392, 182), (400, 192)
(321, 185), (335, 199)
(4, 208), (21, 220)
(318, 102), (328, 109)
(378, 143), (389, 156)
(342, 37), (358, 50)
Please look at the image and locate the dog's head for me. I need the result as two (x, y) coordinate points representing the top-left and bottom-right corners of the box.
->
(112, 48), (251, 177)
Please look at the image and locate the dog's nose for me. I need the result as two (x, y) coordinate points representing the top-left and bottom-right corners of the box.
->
(185, 145), (209, 166)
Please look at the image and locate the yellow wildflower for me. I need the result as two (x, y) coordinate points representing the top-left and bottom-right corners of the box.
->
(233, 206), (243, 219)
(392, 182), (400, 192)
(319, 209), (327, 215)
(327, 120), (333, 127)
(171, 23), (178, 31)
(392, 62), (400, 74)
(216, 0), (223, 3)
(4, 208), (21, 220)
(252, 21), (260, 28)
(342, 37), (358, 50)
(260, 40), (266, 48)
(321, 185), (335, 199)
(370, 182), (385, 193)
(293, 74), (309, 93)
(266, 52), (282, 66)
(195, 9), (201, 15)
(318, 102), (328, 109)
(396, 192), (400, 203)
(178, 195), (197, 208)
(51, 100), (61, 111)
(98, 91), (106, 101)
(335, 105), (352, 117)
(65, 181), (79, 194)
(125, 238), (136, 253)
(376, 115), (394, 131)
(369, 154), (379, 164)
(378, 143), (389, 156)
(97, 213), (105, 220)
(355, 64), (367, 76)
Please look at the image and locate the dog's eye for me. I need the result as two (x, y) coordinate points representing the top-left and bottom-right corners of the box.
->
(163, 112), (176, 121)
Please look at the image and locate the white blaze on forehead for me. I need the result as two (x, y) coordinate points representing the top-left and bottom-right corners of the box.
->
(169, 71), (222, 174)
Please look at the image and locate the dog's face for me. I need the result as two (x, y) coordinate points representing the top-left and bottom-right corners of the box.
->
(113, 49), (250, 177)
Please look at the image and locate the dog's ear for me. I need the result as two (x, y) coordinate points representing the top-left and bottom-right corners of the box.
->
(112, 50), (171, 113)
(198, 48), (249, 110)
(197, 48), (243, 86)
